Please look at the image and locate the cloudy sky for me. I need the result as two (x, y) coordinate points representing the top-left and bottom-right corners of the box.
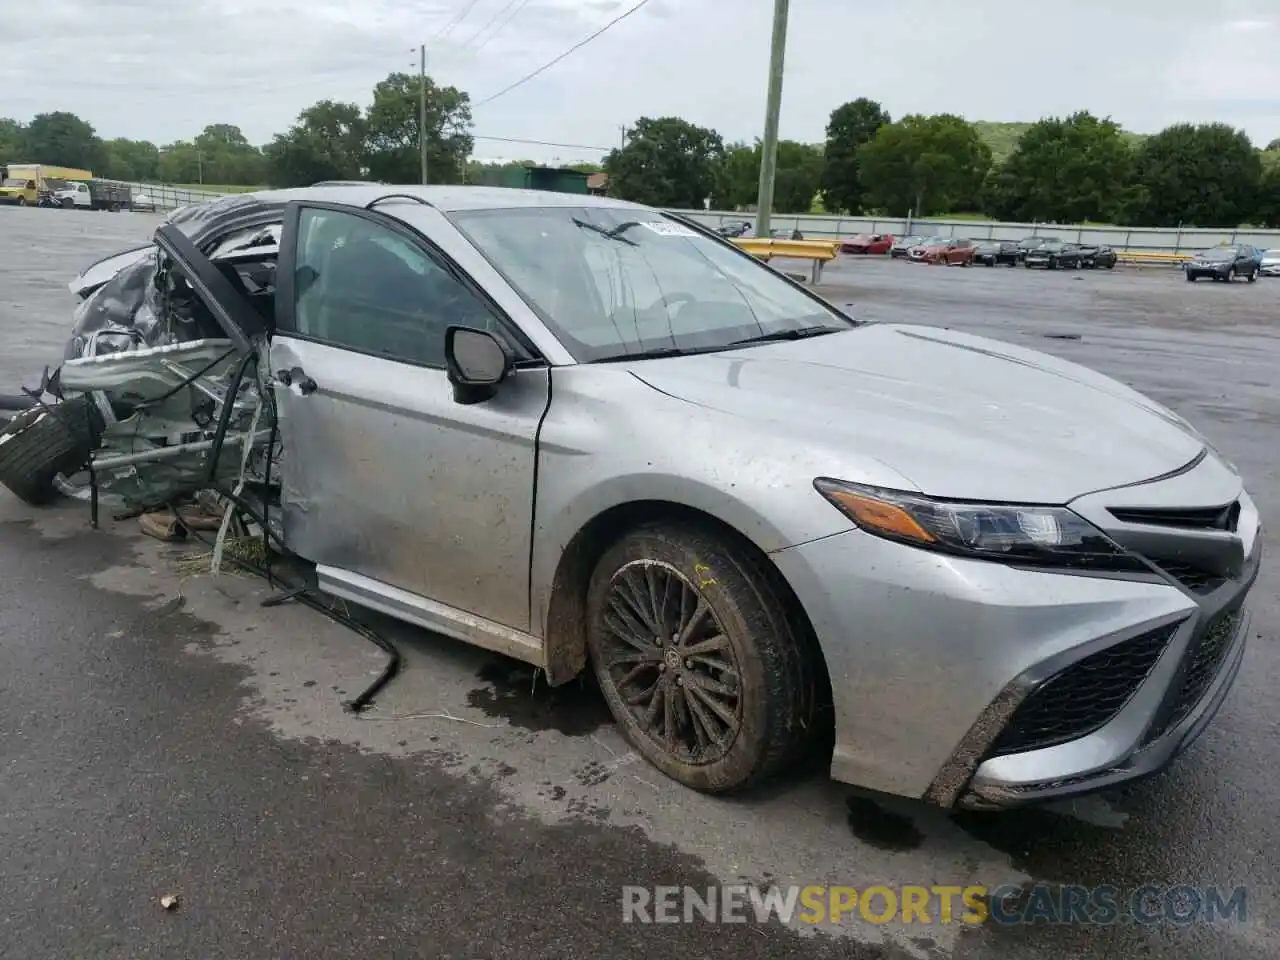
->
(2, 0), (1277, 162)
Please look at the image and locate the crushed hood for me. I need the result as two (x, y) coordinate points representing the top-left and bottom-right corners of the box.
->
(628, 323), (1206, 504)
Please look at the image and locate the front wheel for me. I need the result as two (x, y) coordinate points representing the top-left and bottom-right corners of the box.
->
(0, 397), (103, 505)
(585, 522), (820, 793)
(1247, 269), (1258, 283)
(1227, 267), (1236, 282)
(17, 196), (27, 206)
(1187, 272), (1196, 282)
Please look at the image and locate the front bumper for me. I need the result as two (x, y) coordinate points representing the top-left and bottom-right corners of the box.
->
(771, 456), (1261, 807)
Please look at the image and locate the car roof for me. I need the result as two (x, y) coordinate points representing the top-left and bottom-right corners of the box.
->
(241, 184), (651, 214)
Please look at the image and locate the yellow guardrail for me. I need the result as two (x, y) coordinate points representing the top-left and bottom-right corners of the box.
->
(730, 237), (842, 282)
(1116, 250), (1193, 265)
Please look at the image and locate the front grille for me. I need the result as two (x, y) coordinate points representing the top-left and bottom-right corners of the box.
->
(987, 625), (1176, 757)
(1109, 502), (1239, 531)
(1144, 608), (1241, 742)
(1158, 560), (1227, 594)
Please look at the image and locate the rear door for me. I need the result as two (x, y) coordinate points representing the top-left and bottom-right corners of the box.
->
(269, 201), (550, 632)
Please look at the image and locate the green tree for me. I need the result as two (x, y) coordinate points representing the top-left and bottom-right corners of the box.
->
(820, 98), (890, 214)
(465, 158), (538, 183)
(1257, 164), (1280, 229)
(0, 118), (26, 163)
(265, 101), (368, 187)
(24, 112), (101, 169)
(711, 141), (758, 209)
(985, 112), (1139, 224)
(774, 141), (824, 213)
(100, 138), (160, 181)
(156, 142), (201, 184)
(1131, 123), (1261, 227)
(365, 72), (473, 184)
(604, 116), (724, 209)
(192, 124), (266, 185)
(857, 114), (992, 216)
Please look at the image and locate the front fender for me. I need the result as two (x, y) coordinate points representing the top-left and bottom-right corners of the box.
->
(528, 366), (878, 643)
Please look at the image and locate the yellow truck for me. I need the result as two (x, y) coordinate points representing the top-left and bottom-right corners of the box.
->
(0, 164), (95, 205)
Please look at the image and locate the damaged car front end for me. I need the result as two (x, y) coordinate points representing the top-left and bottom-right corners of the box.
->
(0, 194), (284, 515)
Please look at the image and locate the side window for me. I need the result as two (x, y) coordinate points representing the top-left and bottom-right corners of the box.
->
(291, 207), (498, 367)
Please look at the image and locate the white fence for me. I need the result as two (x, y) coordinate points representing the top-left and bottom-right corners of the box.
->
(125, 181), (1280, 254)
(124, 182), (240, 211)
(672, 210), (1280, 255)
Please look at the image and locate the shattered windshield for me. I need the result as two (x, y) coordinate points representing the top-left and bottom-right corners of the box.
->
(450, 206), (851, 362)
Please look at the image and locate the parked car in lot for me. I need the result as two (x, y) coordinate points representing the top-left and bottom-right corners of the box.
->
(1260, 249), (1280, 277)
(840, 233), (894, 255)
(973, 240), (1019, 267)
(1016, 236), (1061, 262)
(1025, 240), (1084, 270)
(908, 237), (976, 266)
(716, 220), (752, 238)
(890, 235), (929, 258)
(1076, 244), (1118, 269)
(0, 185), (1261, 810)
(1185, 245), (1263, 282)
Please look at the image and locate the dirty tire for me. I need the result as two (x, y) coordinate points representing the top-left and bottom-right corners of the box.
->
(586, 522), (817, 794)
(0, 397), (103, 505)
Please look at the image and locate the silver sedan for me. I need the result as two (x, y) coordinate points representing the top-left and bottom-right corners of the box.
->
(1, 185), (1262, 810)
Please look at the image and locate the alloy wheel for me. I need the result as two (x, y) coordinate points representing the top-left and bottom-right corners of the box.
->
(596, 559), (742, 765)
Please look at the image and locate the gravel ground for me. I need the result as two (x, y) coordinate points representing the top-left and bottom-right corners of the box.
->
(1, 206), (1277, 959)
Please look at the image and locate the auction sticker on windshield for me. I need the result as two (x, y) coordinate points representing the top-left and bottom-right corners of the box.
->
(643, 222), (700, 238)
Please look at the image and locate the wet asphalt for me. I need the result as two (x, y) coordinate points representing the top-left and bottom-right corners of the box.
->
(1, 207), (1278, 959)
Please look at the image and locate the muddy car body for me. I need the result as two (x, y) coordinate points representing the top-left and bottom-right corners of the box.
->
(0, 185), (1262, 810)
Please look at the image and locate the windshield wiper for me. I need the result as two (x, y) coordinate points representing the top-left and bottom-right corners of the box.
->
(572, 217), (639, 246)
(594, 345), (696, 362)
(725, 325), (842, 347)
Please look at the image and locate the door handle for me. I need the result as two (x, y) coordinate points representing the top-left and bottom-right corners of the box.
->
(276, 366), (317, 395)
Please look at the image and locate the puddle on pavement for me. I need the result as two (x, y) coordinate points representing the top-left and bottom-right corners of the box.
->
(950, 803), (1128, 885)
(845, 796), (925, 851)
(466, 658), (613, 736)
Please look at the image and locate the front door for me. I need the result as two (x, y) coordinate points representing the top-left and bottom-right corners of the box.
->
(270, 202), (549, 633)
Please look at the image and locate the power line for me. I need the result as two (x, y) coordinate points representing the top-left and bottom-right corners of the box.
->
(473, 134), (611, 151)
(434, 0), (485, 41)
(472, 0), (655, 108)
(459, 0), (529, 53)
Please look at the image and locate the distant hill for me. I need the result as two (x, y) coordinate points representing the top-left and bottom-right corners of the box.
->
(971, 120), (1148, 163)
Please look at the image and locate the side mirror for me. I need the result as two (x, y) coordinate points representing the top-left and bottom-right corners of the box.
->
(444, 325), (514, 405)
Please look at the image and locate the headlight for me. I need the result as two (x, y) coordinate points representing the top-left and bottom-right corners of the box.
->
(813, 478), (1146, 571)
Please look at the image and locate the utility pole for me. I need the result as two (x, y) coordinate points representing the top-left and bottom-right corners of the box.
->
(754, 0), (789, 237)
(419, 44), (429, 185)
(619, 125), (628, 149)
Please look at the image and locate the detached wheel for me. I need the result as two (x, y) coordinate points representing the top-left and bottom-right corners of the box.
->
(586, 522), (817, 793)
(0, 397), (103, 505)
